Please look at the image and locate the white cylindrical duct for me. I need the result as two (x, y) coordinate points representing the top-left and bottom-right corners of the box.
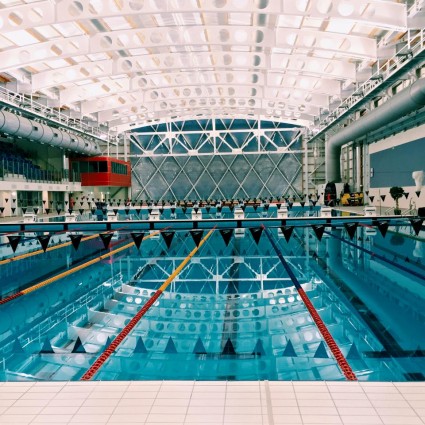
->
(326, 78), (425, 183)
(0, 109), (100, 155)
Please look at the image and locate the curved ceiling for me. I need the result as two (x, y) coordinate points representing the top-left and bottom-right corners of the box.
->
(0, 0), (419, 133)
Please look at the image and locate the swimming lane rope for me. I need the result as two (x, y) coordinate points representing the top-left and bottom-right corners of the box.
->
(0, 230), (163, 305)
(262, 225), (357, 381)
(80, 227), (215, 381)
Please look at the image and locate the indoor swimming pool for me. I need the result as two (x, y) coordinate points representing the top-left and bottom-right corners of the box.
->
(0, 205), (424, 383)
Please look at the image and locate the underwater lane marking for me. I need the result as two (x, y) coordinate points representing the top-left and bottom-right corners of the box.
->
(325, 230), (425, 282)
(80, 227), (215, 381)
(262, 225), (357, 381)
(0, 230), (164, 304)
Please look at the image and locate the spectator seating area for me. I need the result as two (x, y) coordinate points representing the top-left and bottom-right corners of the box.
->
(0, 143), (62, 182)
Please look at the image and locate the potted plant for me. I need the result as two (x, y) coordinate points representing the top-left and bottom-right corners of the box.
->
(389, 186), (404, 215)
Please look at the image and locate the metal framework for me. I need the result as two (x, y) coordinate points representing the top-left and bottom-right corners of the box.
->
(129, 119), (304, 200)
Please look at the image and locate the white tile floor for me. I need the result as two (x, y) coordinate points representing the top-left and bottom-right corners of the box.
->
(0, 381), (424, 425)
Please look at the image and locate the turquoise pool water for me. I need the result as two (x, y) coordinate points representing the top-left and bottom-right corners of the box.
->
(0, 206), (424, 381)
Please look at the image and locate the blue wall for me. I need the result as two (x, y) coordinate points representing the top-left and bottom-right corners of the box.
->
(370, 137), (425, 188)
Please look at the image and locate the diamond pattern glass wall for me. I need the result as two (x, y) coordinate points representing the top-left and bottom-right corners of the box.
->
(130, 119), (303, 200)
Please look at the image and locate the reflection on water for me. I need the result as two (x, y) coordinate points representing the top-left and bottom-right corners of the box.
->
(0, 219), (424, 382)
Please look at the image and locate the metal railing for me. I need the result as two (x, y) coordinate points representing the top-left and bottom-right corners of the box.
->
(0, 158), (80, 184)
(0, 86), (109, 142)
(309, 29), (425, 141)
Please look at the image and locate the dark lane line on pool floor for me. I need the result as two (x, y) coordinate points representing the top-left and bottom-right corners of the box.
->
(0, 230), (165, 305)
(262, 225), (358, 381)
(325, 230), (425, 282)
(80, 227), (216, 380)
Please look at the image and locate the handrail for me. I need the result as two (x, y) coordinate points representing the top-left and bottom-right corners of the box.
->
(0, 86), (110, 143)
(309, 29), (425, 142)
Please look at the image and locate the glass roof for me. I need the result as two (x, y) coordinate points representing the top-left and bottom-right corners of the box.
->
(0, 0), (418, 132)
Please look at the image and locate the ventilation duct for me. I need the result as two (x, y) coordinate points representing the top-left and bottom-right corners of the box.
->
(0, 109), (100, 155)
(326, 78), (425, 183)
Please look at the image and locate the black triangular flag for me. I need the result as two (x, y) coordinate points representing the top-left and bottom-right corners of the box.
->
(170, 207), (176, 214)
(282, 340), (297, 357)
(50, 200), (53, 205)
(37, 235), (51, 252)
(252, 339), (265, 356)
(56, 208), (62, 215)
(220, 229), (233, 246)
(314, 341), (329, 358)
(11, 207), (16, 214)
(193, 337), (207, 355)
(369, 196), (375, 202)
(134, 337), (148, 354)
(72, 336), (86, 353)
(80, 202), (83, 206)
(131, 232), (145, 250)
(161, 231), (175, 249)
(380, 195), (386, 202)
(164, 337), (177, 353)
(39, 337), (55, 354)
(222, 338), (236, 355)
(249, 227), (263, 245)
(182, 206), (187, 214)
(79, 209), (84, 215)
(281, 226), (294, 242)
(45, 208), (50, 214)
(205, 206), (211, 213)
(99, 233), (113, 249)
(65, 201), (68, 206)
(125, 208), (130, 215)
(68, 208), (73, 214)
(404, 192), (409, 199)
(113, 209), (118, 216)
(7, 235), (21, 253)
(253, 204), (258, 211)
(344, 222), (359, 240)
(194, 207), (199, 213)
(300, 201), (305, 208)
(0, 207), (4, 214)
(376, 220), (389, 237)
(416, 190), (421, 197)
(190, 230), (204, 247)
(409, 218), (423, 236)
(276, 203), (281, 209)
(91, 208), (96, 214)
(365, 191), (369, 196)
(312, 224), (325, 241)
(21, 207), (27, 214)
(69, 234), (83, 251)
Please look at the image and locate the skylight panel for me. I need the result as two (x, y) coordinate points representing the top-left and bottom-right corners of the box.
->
(53, 22), (85, 37)
(277, 15), (303, 29)
(35, 25), (61, 39)
(326, 19), (355, 35)
(104, 16), (132, 31)
(229, 13), (252, 26)
(47, 59), (72, 69)
(3, 30), (39, 46)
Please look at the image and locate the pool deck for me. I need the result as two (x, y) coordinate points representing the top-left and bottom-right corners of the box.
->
(1, 208), (424, 424)
(0, 380), (424, 425)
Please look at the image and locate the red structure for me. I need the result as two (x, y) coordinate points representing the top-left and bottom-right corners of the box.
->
(70, 156), (131, 187)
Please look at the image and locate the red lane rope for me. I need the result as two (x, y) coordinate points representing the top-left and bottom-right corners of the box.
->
(80, 227), (215, 381)
(262, 225), (357, 381)
(0, 292), (24, 305)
